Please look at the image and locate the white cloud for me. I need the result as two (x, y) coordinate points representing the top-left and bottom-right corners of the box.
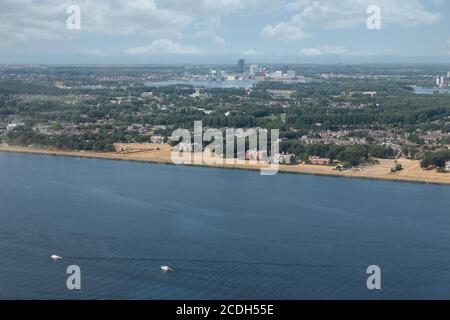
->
(242, 49), (264, 56)
(299, 45), (388, 57)
(213, 36), (226, 46)
(0, 0), (191, 47)
(0, 0), (285, 48)
(194, 17), (225, 46)
(292, 0), (442, 27)
(77, 0), (191, 37)
(0, 0), (445, 60)
(263, 0), (444, 42)
(299, 46), (347, 56)
(156, 0), (243, 16)
(317, 45), (347, 55)
(126, 39), (202, 55)
(81, 49), (105, 56)
(261, 14), (307, 41)
(299, 48), (322, 56)
(0, 0), (68, 47)
(155, 0), (286, 16)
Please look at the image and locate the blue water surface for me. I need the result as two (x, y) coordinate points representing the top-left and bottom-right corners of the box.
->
(0, 152), (450, 299)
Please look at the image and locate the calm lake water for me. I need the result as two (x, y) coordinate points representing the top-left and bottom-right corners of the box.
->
(412, 85), (450, 94)
(1, 152), (450, 300)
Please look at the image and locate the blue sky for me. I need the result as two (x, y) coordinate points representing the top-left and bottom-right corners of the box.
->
(1, 0), (450, 64)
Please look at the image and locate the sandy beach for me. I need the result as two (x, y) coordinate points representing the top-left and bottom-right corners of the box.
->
(1, 143), (449, 186)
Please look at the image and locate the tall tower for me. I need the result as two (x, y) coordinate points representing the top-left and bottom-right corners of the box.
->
(237, 59), (245, 73)
(249, 64), (259, 76)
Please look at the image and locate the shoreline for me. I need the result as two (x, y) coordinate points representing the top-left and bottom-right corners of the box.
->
(1, 143), (449, 186)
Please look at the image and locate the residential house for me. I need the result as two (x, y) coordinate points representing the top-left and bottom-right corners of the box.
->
(246, 150), (267, 161)
(151, 135), (165, 144)
(6, 123), (25, 131)
(309, 156), (331, 166)
(445, 161), (450, 172)
(267, 153), (297, 165)
(173, 142), (202, 153)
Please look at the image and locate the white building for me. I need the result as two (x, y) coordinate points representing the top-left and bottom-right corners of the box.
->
(151, 135), (165, 144)
(267, 153), (297, 165)
(6, 123), (24, 131)
(173, 142), (202, 153)
(249, 64), (259, 76)
(271, 71), (283, 80)
(284, 70), (296, 79)
(436, 76), (447, 88)
(445, 161), (450, 172)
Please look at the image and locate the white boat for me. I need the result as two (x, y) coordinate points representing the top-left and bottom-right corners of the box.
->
(51, 255), (62, 261)
(160, 266), (173, 272)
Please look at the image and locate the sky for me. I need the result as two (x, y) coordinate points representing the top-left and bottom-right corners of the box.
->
(0, 0), (450, 64)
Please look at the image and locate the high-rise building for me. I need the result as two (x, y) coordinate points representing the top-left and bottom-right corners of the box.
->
(286, 70), (296, 79)
(447, 71), (450, 78)
(271, 71), (283, 79)
(237, 59), (245, 73)
(249, 64), (259, 76)
(437, 76), (446, 88)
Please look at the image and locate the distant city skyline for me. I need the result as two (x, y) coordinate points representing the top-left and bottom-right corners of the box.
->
(1, 0), (450, 64)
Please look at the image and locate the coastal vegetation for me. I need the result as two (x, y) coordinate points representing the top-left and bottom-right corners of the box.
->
(280, 142), (395, 166)
(1, 64), (450, 169)
(5, 126), (115, 152)
(421, 150), (450, 169)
